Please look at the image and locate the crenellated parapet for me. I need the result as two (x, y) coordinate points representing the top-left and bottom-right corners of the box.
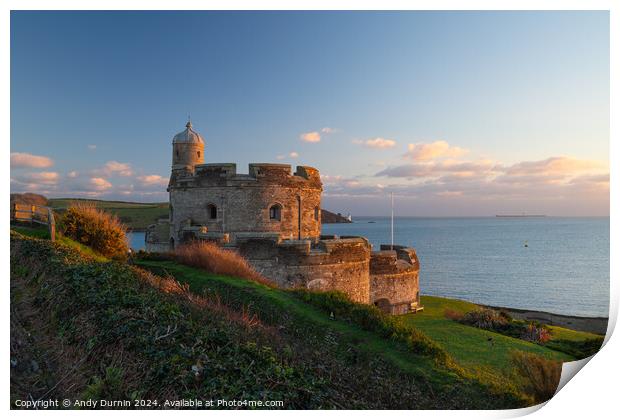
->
(233, 235), (371, 304)
(171, 163), (322, 190)
(369, 245), (421, 315)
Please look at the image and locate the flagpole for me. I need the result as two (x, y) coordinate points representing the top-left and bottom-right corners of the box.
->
(390, 192), (394, 250)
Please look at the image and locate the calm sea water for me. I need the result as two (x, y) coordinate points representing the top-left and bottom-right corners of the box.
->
(128, 217), (610, 317)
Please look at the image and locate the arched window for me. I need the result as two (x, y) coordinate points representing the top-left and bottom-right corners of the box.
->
(169, 237), (175, 250)
(197, 150), (201, 158)
(314, 206), (320, 221)
(207, 204), (217, 220)
(269, 204), (282, 221)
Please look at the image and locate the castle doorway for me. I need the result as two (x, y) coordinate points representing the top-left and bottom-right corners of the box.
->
(374, 298), (392, 314)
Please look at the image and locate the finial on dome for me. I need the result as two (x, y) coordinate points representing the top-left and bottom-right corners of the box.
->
(186, 115), (192, 129)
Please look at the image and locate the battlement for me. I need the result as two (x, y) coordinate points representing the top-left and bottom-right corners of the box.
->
(173, 162), (322, 188)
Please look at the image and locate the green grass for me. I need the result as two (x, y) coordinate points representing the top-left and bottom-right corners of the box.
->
(12, 224), (109, 262)
(49, 198), (169, 230)
(11, 225), (51, 239)
(134, 259), (531, 406)
(401, 296), (595, 388)
(11, 231), (531, 408)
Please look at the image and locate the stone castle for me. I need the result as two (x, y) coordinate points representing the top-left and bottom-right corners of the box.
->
(145, 121), (421, 314)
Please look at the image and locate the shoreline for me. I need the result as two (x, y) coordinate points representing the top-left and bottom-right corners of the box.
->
(482, 304), (608, 335)
(422, 295), (607, 335)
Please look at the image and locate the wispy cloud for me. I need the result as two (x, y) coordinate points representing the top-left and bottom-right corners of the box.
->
(137, 174), (168, 186)
(300, 131), (321, 143)
(11, 152), (54, 168)
(90, 177), (112, 191)
(403, 141), (468, 161)
(102, 161), (133, 177)
(88, 144), (97, 150)
(353, 137), (397, 149)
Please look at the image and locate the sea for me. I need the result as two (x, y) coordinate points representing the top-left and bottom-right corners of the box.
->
(128, 217), (610, 318)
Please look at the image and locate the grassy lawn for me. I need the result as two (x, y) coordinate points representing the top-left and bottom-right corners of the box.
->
(401, 296), (599, 387)
(49, 198), (169, 230)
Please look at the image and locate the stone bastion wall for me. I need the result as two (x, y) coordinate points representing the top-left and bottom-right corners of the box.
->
(168, 163), (322, 245)
(370, 245), (421, 315)
(227, 235), (420, 311)
(231, 235), (372, 304)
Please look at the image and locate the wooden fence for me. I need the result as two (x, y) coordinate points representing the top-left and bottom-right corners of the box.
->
(10, 203), (56, 241)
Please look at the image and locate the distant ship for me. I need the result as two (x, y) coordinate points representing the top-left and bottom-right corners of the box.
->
(496, 214), (546, 218)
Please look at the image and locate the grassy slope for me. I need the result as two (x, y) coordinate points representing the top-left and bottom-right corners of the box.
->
(11, 232), (528, 409)
(402, 297), (570, 386)
(134, 259), (534, 407)
(49, 199), (168, 230)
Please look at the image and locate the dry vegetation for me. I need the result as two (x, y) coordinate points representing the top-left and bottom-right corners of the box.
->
(60, 202), (128, 259)
(510, 351), (562, 404)
(174, 241), (272, 286)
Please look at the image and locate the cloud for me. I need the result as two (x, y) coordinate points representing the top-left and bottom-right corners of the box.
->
(67, 171), (79, 178)
(376, 159), (497, 178)
(103, 161), (133, 176)
(88, 144), (97, 150)
(11, 152), (54, 168)
(300, 131), (321, 143)
(502, 156), (605, 176)
(136, 174), (168, 186)
(13, 171), (60, 185)
(353, 137), (397, 149)
(321, 127), (336, 134)
(403, 141), (468, 161)
(90, 177), (112, 191)
(289, 151), (299, 158)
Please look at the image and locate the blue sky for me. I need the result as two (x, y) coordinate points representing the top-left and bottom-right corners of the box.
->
(10, 11), (609, 216)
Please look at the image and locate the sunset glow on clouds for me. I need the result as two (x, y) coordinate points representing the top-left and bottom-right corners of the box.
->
(353, 138), (397, 149)
(10, 152), (54, 168)
(10, 152), (170, 200)
(10, 12), (608, 215)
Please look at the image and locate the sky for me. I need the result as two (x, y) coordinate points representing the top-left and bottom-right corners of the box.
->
(10, 11), (609, 216)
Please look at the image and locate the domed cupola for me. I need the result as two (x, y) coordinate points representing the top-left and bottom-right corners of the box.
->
(171, 120), (205, 169)
(173, 120), (205, 144)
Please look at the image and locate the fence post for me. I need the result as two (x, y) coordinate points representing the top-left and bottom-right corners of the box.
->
(30, 205), (35, 226)
(48, 208), (56, 242)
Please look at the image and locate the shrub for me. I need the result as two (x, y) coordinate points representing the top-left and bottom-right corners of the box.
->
(61, 202), (128, 259)
(444, 308), (464, 321)
(511, 351), (562, 404)
(520, 323), (552, 344)
(460, 309), (510, 330)
(174, 241), (272, 286)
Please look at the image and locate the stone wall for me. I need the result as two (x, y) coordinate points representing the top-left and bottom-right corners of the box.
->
(233, 236), (371, 304)
(369, 245), (420, 315)
(169, 163), (322, 245)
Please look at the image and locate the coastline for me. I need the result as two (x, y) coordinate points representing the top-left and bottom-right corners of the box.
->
(483, 304), (608, 335)
(422, 295), (607, 335)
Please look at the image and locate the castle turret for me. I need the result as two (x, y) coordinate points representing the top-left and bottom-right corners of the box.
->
(172, 120), (205, 171)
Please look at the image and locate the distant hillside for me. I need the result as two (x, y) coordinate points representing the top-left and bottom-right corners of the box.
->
(10, 193), (48, 207)
(321, 209), (352, 224)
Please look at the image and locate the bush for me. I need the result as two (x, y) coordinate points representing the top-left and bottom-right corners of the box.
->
(174, 241), (271, 286)
(511, 351), (562, 404)
(444, 308), (464, 321)
(61, 202), (128, 259)
(520, 323), (552, 344)
(460, 309), (510, 330)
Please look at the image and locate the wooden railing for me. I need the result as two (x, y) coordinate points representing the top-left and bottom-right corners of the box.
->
(10, 203), (56, 241)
